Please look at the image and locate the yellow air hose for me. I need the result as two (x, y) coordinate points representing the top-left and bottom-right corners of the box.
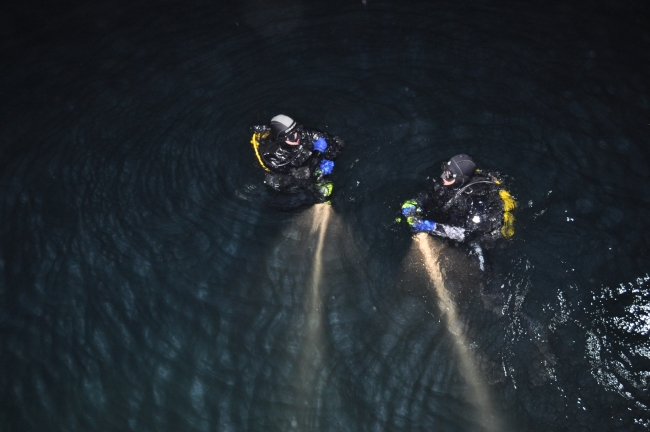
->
(251, 131), (271, 172)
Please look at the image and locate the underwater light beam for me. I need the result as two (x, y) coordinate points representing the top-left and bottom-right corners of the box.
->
(289, 204), (336, 429)
(412, 233), (502, 432)
(303, 203), (332, 349)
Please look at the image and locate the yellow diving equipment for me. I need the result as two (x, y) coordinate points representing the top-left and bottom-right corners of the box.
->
(499, 189), (516, 238)
(401, 199), (421, 226)
(250, 131), (270, 172)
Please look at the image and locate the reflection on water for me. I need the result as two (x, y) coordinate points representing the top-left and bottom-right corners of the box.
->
(294, 204), (334, 430)
(411, 233), (502, 432)
(586, 274), (650, 425)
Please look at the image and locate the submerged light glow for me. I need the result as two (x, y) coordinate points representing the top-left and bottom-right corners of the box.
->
(290, 204), (335, 429)
(412, 233), (503, 432)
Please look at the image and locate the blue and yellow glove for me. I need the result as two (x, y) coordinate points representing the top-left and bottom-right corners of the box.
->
(400, 200), (436, 232)
(401, 199), (420, 218)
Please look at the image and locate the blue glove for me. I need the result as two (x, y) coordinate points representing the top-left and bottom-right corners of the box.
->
(313, 137), (328, 152)
(319, 159), (334, 175)
(412, 219), (436, 232)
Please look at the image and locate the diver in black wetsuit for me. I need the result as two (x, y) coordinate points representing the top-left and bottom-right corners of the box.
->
(250, 114), (344, 206)
(400, 154), (516, 270)
(401, 155), (556, 385)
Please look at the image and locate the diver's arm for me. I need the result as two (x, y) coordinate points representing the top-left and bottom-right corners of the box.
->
(303, 128), (344, 160)
(261, 151), (291, 174)
(402, 197), (467, 242)
(408, 215), (467, 242)
(322, 134), (344, 160)
(296, 129), (341, 179)
(426, 223), (467, 242)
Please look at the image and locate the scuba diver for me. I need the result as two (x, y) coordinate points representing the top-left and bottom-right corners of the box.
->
(250, 114), (344, 207)
(401, 155), (557, 386)
(400, 154), (516, 271)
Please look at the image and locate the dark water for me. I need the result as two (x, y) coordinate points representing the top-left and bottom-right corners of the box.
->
(2, 0), (650, 430)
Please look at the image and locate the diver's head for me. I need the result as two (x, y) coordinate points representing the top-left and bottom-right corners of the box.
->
(440, 154), (476, 187)
(270, 114), (300, 145)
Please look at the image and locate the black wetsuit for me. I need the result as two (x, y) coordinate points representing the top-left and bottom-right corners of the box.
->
(409, 171), (513, 245)
(252, 125), (344, 200)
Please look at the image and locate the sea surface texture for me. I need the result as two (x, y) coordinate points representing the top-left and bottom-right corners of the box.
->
(1, 0), (649, 431)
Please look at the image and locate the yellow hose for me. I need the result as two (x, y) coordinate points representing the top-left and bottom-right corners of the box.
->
(251, 131), (271, 172)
